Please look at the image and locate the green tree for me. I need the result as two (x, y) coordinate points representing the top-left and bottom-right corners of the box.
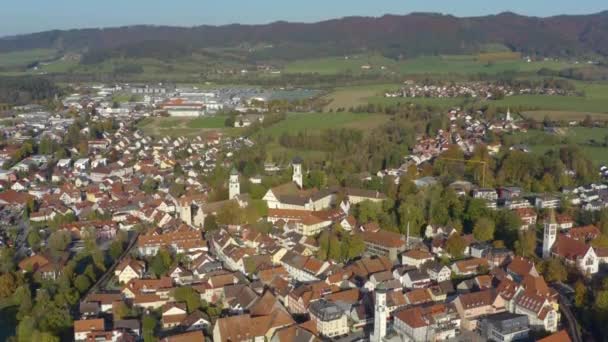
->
(74, 275), (91, 294)
(473, 217), (495, 242)
(150, 249), (173, 277)
(328, 235), (341, 261)
(305, 170), (327, 189)
(594, 290), (608, 312)
(173, 287), (202, 313)
(317, 231), (330, 260)
(543, 259), (567, 283)
(204, 214), (219, 231)
(216, 201), (243, 225)
(464, 198), (489, 230)
(341, 233), (365, 261)
(113, 301), (130, 320)
(141, 178), (159, 194)
(27, 230), (42, 250)
(398, 196), (425, 236)
(142, 314), (158, 342)
(109, 241), (124, 261)
(355, 201), (382, 223)
(169, 183), (186, 198)
(574, 281), (587, 308)
(515, 230), (537, 258)
(47, 231), (72, 254)
(0, 247), (16, 273)
(16, 315), (35, 342)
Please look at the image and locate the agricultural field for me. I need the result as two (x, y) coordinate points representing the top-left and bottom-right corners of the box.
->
(284, 54), (395, 75)
(522, 111), (608, 122)
(0, 49), (58, 68)
(396, 55), (578, 75)
(323, 83), (401, 111)
(285, 53), (581, 76)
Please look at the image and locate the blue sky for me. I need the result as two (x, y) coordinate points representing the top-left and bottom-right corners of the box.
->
(1, 0), (606, 36)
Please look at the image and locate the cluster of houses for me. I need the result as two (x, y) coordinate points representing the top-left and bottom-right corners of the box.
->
(379, 108), (519, 176)
(384, 81), (575, 100)
(0, 90), (590, 342)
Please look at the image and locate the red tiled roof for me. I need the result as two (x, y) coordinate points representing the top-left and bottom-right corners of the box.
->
(360, 229), (405, 248)
(394, 307), (428, 328)
(552, 234), (591, 260)
(567, 225), (600, 241)
(74, 318), (104, 333)
(507, 256), (536, 278)
(537, 330), (571, 342)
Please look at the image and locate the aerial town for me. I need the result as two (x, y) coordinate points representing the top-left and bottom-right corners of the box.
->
(0, 79), (603, 342)
(2, 3), (608, 342)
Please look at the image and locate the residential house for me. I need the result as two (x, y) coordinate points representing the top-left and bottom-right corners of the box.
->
(308, 299), (349, 338)
(453, 289), (506, 330)
(401, 249), (434, 268)
(115, 258), (145, 284)
(74, 319), (105, 341)
(161, 303), (188, 329)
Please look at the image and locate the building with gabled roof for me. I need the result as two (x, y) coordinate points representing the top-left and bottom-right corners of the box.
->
(453, 289), (506, 330)
(308, 299), (348, 338)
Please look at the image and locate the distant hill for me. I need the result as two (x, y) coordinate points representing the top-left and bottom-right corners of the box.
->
(1, 11), (608, 62)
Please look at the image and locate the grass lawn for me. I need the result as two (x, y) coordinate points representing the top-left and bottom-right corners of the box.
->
(260, 112), (390, 138)
(137, 116), (235, 137)
(189, 116), (227, 129)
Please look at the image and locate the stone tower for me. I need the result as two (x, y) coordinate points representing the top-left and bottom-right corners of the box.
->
(229, 168), (240, 200)
(292, 156), (303, 189)
(371, 287), (388, 342)
(542, 209), (558, 259)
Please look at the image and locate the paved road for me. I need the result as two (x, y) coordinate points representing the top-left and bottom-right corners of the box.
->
(558, 295), (582, 342)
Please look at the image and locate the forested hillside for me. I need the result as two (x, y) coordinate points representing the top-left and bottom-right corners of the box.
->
(1, 11), (608, 62)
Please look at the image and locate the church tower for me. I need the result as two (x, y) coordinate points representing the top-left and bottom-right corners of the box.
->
(371, 287), (388, 342)
(292, 156), (303, 189)
(542, 209), (558, 259)
(229, 168), (240, 200)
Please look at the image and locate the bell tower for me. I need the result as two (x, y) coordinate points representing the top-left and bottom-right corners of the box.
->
(292, 156), (303, 189)
(371, 287), (388, 342)
(542, 209), (558, 259)
(229, 168), (240, 200)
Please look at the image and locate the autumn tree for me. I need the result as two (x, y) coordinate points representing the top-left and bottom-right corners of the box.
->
(473, 217), (495, 242)
(542, 259), (567, 283)
(0, 272), (18, 298)
(446, 234), (466, 258)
